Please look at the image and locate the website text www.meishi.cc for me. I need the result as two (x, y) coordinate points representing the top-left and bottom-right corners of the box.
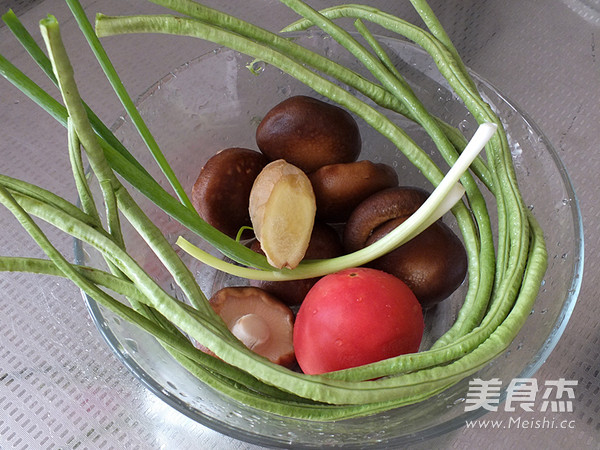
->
(465, 416), (576, 430)
(463, 377), (578, 430)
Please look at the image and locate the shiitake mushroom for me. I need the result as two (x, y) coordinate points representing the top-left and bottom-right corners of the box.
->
(191, 147), (267, 238)
(309, 160), (399, 223)
(208, 286), (296, 368)
(344, 187), (430, 252)
(365, 217), (468, 308)
(343, 186), (467, 308)
(249, 222), (344, 306)
(256, 96), (361, 173)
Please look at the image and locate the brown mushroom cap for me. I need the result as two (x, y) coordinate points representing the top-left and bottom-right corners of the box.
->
(343, 186), (430, 253)
(191, 147), (267, 238)
(209, 286), (296, 368)
(309, 160), (399, 223)
(343, 186), (467, 308)
(366, 217), (468, 308)
(255, 95), (361, 173)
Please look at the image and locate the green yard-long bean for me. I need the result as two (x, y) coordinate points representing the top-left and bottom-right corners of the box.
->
(0, 0), (547, 420)
(93, 5), (532, 379)
(95, 0), (495, 346)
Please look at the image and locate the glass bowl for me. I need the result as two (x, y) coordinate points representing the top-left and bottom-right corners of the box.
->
(76, 32), (583, 448)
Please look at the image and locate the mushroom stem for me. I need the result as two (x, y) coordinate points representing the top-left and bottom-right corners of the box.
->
(231, 313), (271, 350)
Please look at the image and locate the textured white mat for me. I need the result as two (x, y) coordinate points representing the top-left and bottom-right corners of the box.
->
(0, 0), (596, 448)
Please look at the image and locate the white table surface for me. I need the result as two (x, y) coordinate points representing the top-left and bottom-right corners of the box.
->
(1, 0), (598, 448)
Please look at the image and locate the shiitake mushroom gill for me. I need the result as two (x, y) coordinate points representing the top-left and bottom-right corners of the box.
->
(208, 286), (296, 368)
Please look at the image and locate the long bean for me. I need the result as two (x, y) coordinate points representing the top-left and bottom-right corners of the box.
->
(406, 0), (529, 341)
(136, 0), (494, 344)
(67, 119), (99, 220)
(284, 4), (529, 300)
(95, 10), (544, 392)
(95, 11), (495, 378)
(0, 36), (271, 270)
(280, 1), (532, 356)
(41, 18), (119, 215)
(42, 16), (208, 315)
(0, 254), (320, 407)
(277, 0), (496, 347)
(353, 19), (494, 336)
(0, 250), (461, 417)
(147, 0), (493, 189)
(4, 117), (534, 409)
(0, 0), (549, 419)
(2, 158), (545, 411)
(409, 0), (478, 93)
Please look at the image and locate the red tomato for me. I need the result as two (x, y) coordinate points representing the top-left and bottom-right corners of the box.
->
(293, 267), (424, 375)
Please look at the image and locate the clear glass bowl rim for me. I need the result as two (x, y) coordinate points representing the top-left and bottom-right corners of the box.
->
(76, 34), (585, 448)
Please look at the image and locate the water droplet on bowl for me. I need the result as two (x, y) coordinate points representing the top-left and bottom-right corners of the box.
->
(247, 60), (266, 75)
(277, 85), (292, 96)
(124, 338), (138, 353)
(227, 410), (244, 419)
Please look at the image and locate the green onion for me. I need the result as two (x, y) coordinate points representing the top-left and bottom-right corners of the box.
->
(0, 11), (272, 271)
(2, 9), (151, 178)
(65, 0), (193, 210)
